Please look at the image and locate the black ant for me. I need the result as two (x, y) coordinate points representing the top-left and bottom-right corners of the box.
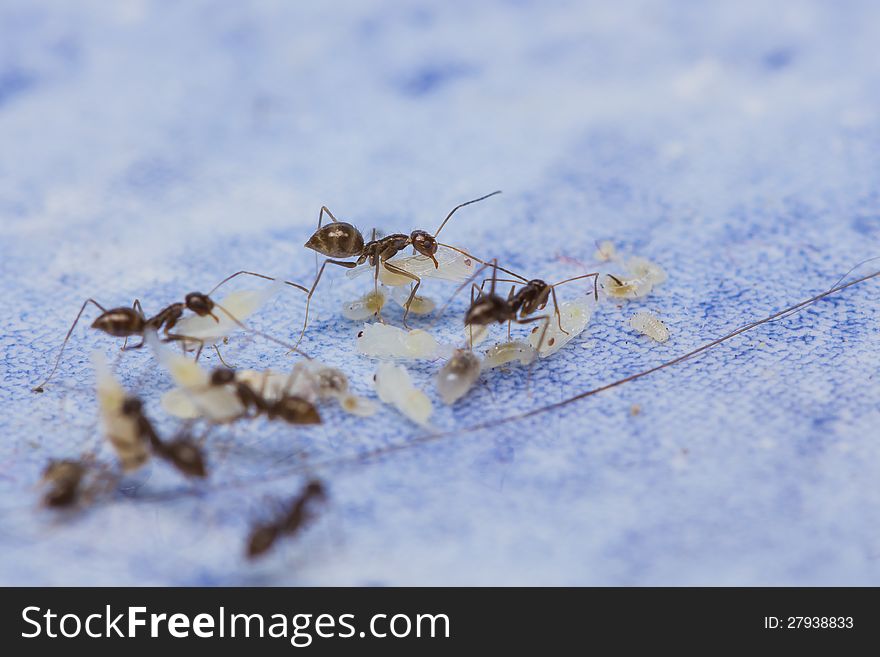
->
(246, 479), (327, 558)
(120, 397), (207, 478)
(207, 367), (322, 425)
(471, 268), (600, 339)
(297, 191), (502, 343)
(32, 270), (308, 393)
(461, 260), (556, 354)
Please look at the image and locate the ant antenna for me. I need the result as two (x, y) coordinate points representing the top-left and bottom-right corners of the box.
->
(207, 271), (308, 297)
(204, 304), (313, 360)
(433, 191), (502, 238)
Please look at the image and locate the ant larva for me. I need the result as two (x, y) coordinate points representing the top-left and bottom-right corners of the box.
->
(482, 340), (537, 369)
(356, 322), (439, 359)
(246, 479), (327, 559)
(436, 349), (481, 404)
(629, 311), (670, 343)
(297, 191), (502, 343)
(32, 270), (308, 393)
(374, 362), (433, 426)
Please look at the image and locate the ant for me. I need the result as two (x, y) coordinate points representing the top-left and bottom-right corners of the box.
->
(297, 191), (502, 344)
(207, 367), (322, 425)
(40, 459), (90, 508)
(462, 260), (556, 354)
(120, 397), (207, 478)
(246, 479), (327, 558)
(32, 270), (308, 393)
(470, 267), (599, 339)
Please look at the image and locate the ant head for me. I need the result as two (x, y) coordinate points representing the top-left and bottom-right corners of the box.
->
(305, 480), (326, 498)
(210, 368), (236, 386)
(121, 397), (143, 415)
(185, 292), (215, 316)
(167, 439), (206, 478)
(410, 230), (439, 264)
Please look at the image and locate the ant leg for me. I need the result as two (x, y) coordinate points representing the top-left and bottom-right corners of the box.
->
(296, 259), (358, 348)
(550, 286), (568, 335)
(382, 262), (422, 328)
(208, 271), (308, 296)
(429, 260), (495, 330)
(314, 206), (341, 278)
(213, 344), (234, 368)
(122, 299), (144, 350)
(515, 314), (550, 393)
(32, 298), (109, 392)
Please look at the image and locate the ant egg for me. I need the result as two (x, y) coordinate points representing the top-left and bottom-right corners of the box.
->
(601, 274), (653, 300)
(629, 311), (670, 343)
(436, 349), (481, 404)
(528, 296), (594, 357)
(374, 362), (433, 426)
(482, 340), (537, 369)
(174, 279), (285, 343)
(342, 290), (386, 320)
(356, 322), (439, 359)
(626, 256), (667, 285)
(390, 286), (436, 315)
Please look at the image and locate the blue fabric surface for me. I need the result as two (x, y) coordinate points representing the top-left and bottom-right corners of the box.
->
(1, 0), (880, 585)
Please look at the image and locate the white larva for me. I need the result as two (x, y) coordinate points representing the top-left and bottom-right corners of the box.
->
(629, 311), (670, 342)
(346, 246), (478, 286)
(390, 285), (436, 315)
(342, 290), (386, 321)
(173, 279), (286, 344)
(436, 349), (481, 404)
(91, 352), (149, 471)
(528, 295), (594, 357)
(482, 340), (537, 369)
(356, 323), (439, 359)
(374, 362), (433, 426)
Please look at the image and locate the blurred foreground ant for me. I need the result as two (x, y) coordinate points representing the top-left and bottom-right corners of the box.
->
(246, 479), (327, 558)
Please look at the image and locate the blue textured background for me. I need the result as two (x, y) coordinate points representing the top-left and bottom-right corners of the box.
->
(2, 0), (880, 585)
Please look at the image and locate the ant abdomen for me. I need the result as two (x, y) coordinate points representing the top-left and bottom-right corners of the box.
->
(90, 308), (145, 337)
(270, 396), (322, 425)
(305, 223), (364, 258)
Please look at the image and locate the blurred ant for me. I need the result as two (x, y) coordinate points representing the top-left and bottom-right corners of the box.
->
(208, 367), (322, 426)
(247, 479), (327, 558)
(120, 397), (207, 478)
(298, 191), (501, 343)
(32, 271), (308, 392)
